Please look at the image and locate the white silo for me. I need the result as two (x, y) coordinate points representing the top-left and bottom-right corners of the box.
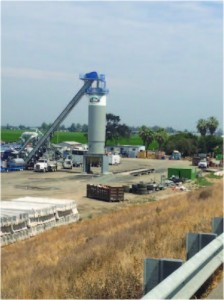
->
(88, 93), (107, 154)
(81, 72), (109, 174)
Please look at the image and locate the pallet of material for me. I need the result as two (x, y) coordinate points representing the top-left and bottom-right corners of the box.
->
(87, 184), (124, 202)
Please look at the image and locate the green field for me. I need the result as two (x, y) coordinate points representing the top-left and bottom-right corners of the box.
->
(1, 129), (158, 149)
(0, 130), (88, 144)
(51, 131), (88, 144)
(1, 130), (24, 143)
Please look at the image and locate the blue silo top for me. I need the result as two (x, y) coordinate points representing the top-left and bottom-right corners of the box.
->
(80, 72), (109, 95)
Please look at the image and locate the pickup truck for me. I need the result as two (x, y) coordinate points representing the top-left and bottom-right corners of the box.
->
(34, 158), (57, 172)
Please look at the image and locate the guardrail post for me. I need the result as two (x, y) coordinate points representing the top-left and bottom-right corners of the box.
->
(144, 258), (183, 294)
(212, 217), (223, 235)
(186, 232), (217, 260)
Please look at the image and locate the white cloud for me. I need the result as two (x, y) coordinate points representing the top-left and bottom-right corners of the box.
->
(2, 67), (76, 81)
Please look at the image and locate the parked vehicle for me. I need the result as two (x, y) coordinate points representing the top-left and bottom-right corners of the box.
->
(198, 159), (208, 169)
(192, 153), (207, 166)
(170, 150), (181, 160)
(62, 158), (73, 169)
(0, 158), (25, 172)
(71, 149), (87, 167)
(108, 154), (121, 165)
(34, 158), (57, 172)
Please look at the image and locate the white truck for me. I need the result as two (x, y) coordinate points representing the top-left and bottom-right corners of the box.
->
(108, 154), (121, 165)
(62, 158), (73, 169)
(198, 159), (208, 169)
(34, 158), (57, 172)
(71, 149), (87, 167)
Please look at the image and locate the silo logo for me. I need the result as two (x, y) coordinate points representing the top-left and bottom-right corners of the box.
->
(90, 96), (100, 103)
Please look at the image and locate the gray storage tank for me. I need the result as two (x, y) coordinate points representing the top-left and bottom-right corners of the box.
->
(86, 74), (108, 155)
(88, 94), (106, 154)
(80, 72), (109, 174)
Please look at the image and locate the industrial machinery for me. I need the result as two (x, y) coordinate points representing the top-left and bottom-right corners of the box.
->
(83, 74), (109, 174)
(23, 72), (107, 170)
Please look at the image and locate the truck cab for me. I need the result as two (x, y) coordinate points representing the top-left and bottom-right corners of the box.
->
(34, 158), (57, 172)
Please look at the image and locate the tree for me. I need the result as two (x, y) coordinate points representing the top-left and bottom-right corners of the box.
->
(76, 123), (82, 132)
(68, 123), (76, 132)
(154, 128), (168, 151)
(59, 124), (66, 131)
(82, 124), (88, 133)
(165, 126), (176, 134)
(40, 122), (52, 132)
(198, 135), (223, 155)
(207, 116), (219, 135)
(139, 126), (154, 150)
(116, 123), (130, 144)
(215, 128), (223, 137)
(105, 113), (130, 145)
(151, 125), (161, 132)
(196, 119), (208, 136)
(164, 132), (198, 156)
(18, 125), (26, 130)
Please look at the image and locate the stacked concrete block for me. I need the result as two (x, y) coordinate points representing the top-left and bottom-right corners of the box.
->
(1, 197), (79, 246)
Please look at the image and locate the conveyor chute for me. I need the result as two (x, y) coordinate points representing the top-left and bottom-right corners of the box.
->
(24, 72), (100, 166)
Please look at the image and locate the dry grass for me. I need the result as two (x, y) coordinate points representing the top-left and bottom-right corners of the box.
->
(1, 181), (223, 299)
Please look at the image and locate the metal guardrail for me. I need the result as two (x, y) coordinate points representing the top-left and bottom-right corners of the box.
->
(142, 233), (224, 299)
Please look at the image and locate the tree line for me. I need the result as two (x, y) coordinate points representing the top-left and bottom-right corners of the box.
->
(138, 116), (222, 156)
(2, 114), (222, 156)
(104, 114), (222, 156)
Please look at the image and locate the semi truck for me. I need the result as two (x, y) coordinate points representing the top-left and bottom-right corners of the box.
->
(34, 158), (57, 172)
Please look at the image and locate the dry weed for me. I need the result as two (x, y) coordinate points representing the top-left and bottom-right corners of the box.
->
(1, 181), (223, 299)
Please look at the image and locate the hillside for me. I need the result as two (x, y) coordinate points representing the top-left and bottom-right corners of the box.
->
(1, 180), (223, 299)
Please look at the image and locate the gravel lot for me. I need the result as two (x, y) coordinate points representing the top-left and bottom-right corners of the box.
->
(1, 158), (192, 219)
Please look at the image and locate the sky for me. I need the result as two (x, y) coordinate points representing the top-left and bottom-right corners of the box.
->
(1, 0), (223, 131)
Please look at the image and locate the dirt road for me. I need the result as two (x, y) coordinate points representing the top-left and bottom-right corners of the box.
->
(1, 158), (192, 219)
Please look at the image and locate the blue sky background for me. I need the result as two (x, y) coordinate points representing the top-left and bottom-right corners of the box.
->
(1, 0), (223, 131)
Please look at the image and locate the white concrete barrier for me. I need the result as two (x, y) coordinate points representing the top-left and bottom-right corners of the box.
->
(1, 197), (79, 246)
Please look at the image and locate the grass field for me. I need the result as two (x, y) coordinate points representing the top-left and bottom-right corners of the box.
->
(1, 129), (158, 149)
(1, 130), (24, 143)
(1, 180), (223, 299)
